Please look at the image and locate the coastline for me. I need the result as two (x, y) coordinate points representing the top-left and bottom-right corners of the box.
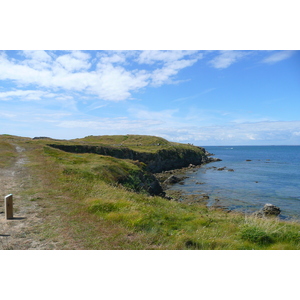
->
(155, 163), (300, 224)
(155, 164), (231, 210)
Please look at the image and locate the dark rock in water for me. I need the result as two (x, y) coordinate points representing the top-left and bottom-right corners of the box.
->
(253, 203), (281, 218)
(206, 157), (222, 162)
(163, 175), (182, 185)
(246, 159), (252, 161)
(227, 169), (234, 172)
(217, 167), (226, 171)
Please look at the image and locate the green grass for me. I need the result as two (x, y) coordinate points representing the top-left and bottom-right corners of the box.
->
(0, 140), (18, 167)
(2, 134), (300, 250)
(50, 134), (201, 154)
(50, 150), (300, 249)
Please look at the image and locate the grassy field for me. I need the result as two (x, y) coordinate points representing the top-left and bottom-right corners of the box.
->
(1, 134), (300, 249)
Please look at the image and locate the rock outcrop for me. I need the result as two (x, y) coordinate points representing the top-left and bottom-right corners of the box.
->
(163, 175), (182, 185)
(253, 203), (281, 218)
(48, 144), (210, 173)
(262, 203), (281, 216)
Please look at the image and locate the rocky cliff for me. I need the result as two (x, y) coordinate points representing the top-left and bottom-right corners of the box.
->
(48, 144), (209, 173)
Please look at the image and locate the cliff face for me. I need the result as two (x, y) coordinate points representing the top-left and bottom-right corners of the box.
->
(47, 143), (209, 196)
(48, 144), (207, 173)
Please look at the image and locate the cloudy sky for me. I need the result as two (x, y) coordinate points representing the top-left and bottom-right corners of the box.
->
(0, 49), (299, 145)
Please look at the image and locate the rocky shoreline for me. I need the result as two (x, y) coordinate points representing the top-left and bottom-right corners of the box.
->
(154, 162), (222, 206)
(155, 160), (285, 220)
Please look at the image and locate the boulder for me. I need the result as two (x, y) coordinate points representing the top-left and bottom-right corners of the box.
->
(262, 203), (281, 216)
(253, 203), (281, 218)
(163, 175), (182, 185)
(206, 157), (222, 162)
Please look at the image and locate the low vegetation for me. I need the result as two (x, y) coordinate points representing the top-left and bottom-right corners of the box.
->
(1, 134), (300, 249)
(0, 139), (17, 168)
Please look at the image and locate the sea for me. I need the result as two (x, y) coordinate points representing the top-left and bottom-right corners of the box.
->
(169, 146), (300, 221)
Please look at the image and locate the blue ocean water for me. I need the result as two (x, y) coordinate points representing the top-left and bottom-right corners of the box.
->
(170, 146), (300, 220)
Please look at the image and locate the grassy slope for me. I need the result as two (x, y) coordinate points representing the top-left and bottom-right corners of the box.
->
(59, 134), (201, 154)
(1, 134), (300, 249)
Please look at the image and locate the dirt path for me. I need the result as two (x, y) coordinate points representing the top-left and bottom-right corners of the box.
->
(0, 144), (59, 249)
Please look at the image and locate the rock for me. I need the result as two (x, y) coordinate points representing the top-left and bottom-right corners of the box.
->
(262, 203), (281, 216)
(188, 164), (196, 168)
(253, 203), (281, 218)
(206, 157), (222, 162)
(246, 159), (252, 161)
(227, 169), (234, 172)
(252, 211), (264, 218)
(217, 167), (226, 171)
(163, 175), (182, 185)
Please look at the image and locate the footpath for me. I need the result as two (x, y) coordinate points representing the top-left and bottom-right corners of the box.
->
(0, 144), (58, 250)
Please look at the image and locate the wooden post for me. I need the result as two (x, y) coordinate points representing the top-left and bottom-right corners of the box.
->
(5, 194), (13, 219)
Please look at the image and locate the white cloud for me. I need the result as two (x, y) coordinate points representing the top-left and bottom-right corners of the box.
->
(150, 58), (198, 86)
(57, 118), (163, 131)
(22, 50), (52, 62)
(0, 50), (200, 102)
(0, 90), (52, 101)
(136, 50), (199, 65)
(99, 53), (127, 64)
(56, 51), (91, 71)
(209, 50), (248, 69)
(184, 121), (300, 144)
(262, 50), (295, 64)
(0, 112), (16, 118)
(91, 64), (150, 101)
(56, 110), (298, 145)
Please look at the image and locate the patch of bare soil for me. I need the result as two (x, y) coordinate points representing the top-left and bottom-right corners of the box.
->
(0, 144), (60, 250)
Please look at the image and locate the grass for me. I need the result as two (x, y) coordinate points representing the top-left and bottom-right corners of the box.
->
(0, 140), (17, 167)
(1, 134), (300, 249)
(47, 134), (201, 153)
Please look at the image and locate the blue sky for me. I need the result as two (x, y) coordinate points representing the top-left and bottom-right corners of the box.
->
(0, 50), (299, 145)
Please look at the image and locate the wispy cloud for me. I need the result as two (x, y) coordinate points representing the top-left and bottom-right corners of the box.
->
(128, 107), (178, 121)
(173, 88), (217, 103)
(209, 50), (249, 69)
(262, 50), (295, 64)
(136, 50), (200, 65)
(0, 90), (48, 101)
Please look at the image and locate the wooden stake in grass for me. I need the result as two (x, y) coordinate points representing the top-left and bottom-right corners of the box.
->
(5, 194), (13, 219)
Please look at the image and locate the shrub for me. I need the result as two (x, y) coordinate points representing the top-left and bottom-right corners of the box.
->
(240, 225), (274, 245)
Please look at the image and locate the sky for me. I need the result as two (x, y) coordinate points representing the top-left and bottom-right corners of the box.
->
(1, 50), (299, 145)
